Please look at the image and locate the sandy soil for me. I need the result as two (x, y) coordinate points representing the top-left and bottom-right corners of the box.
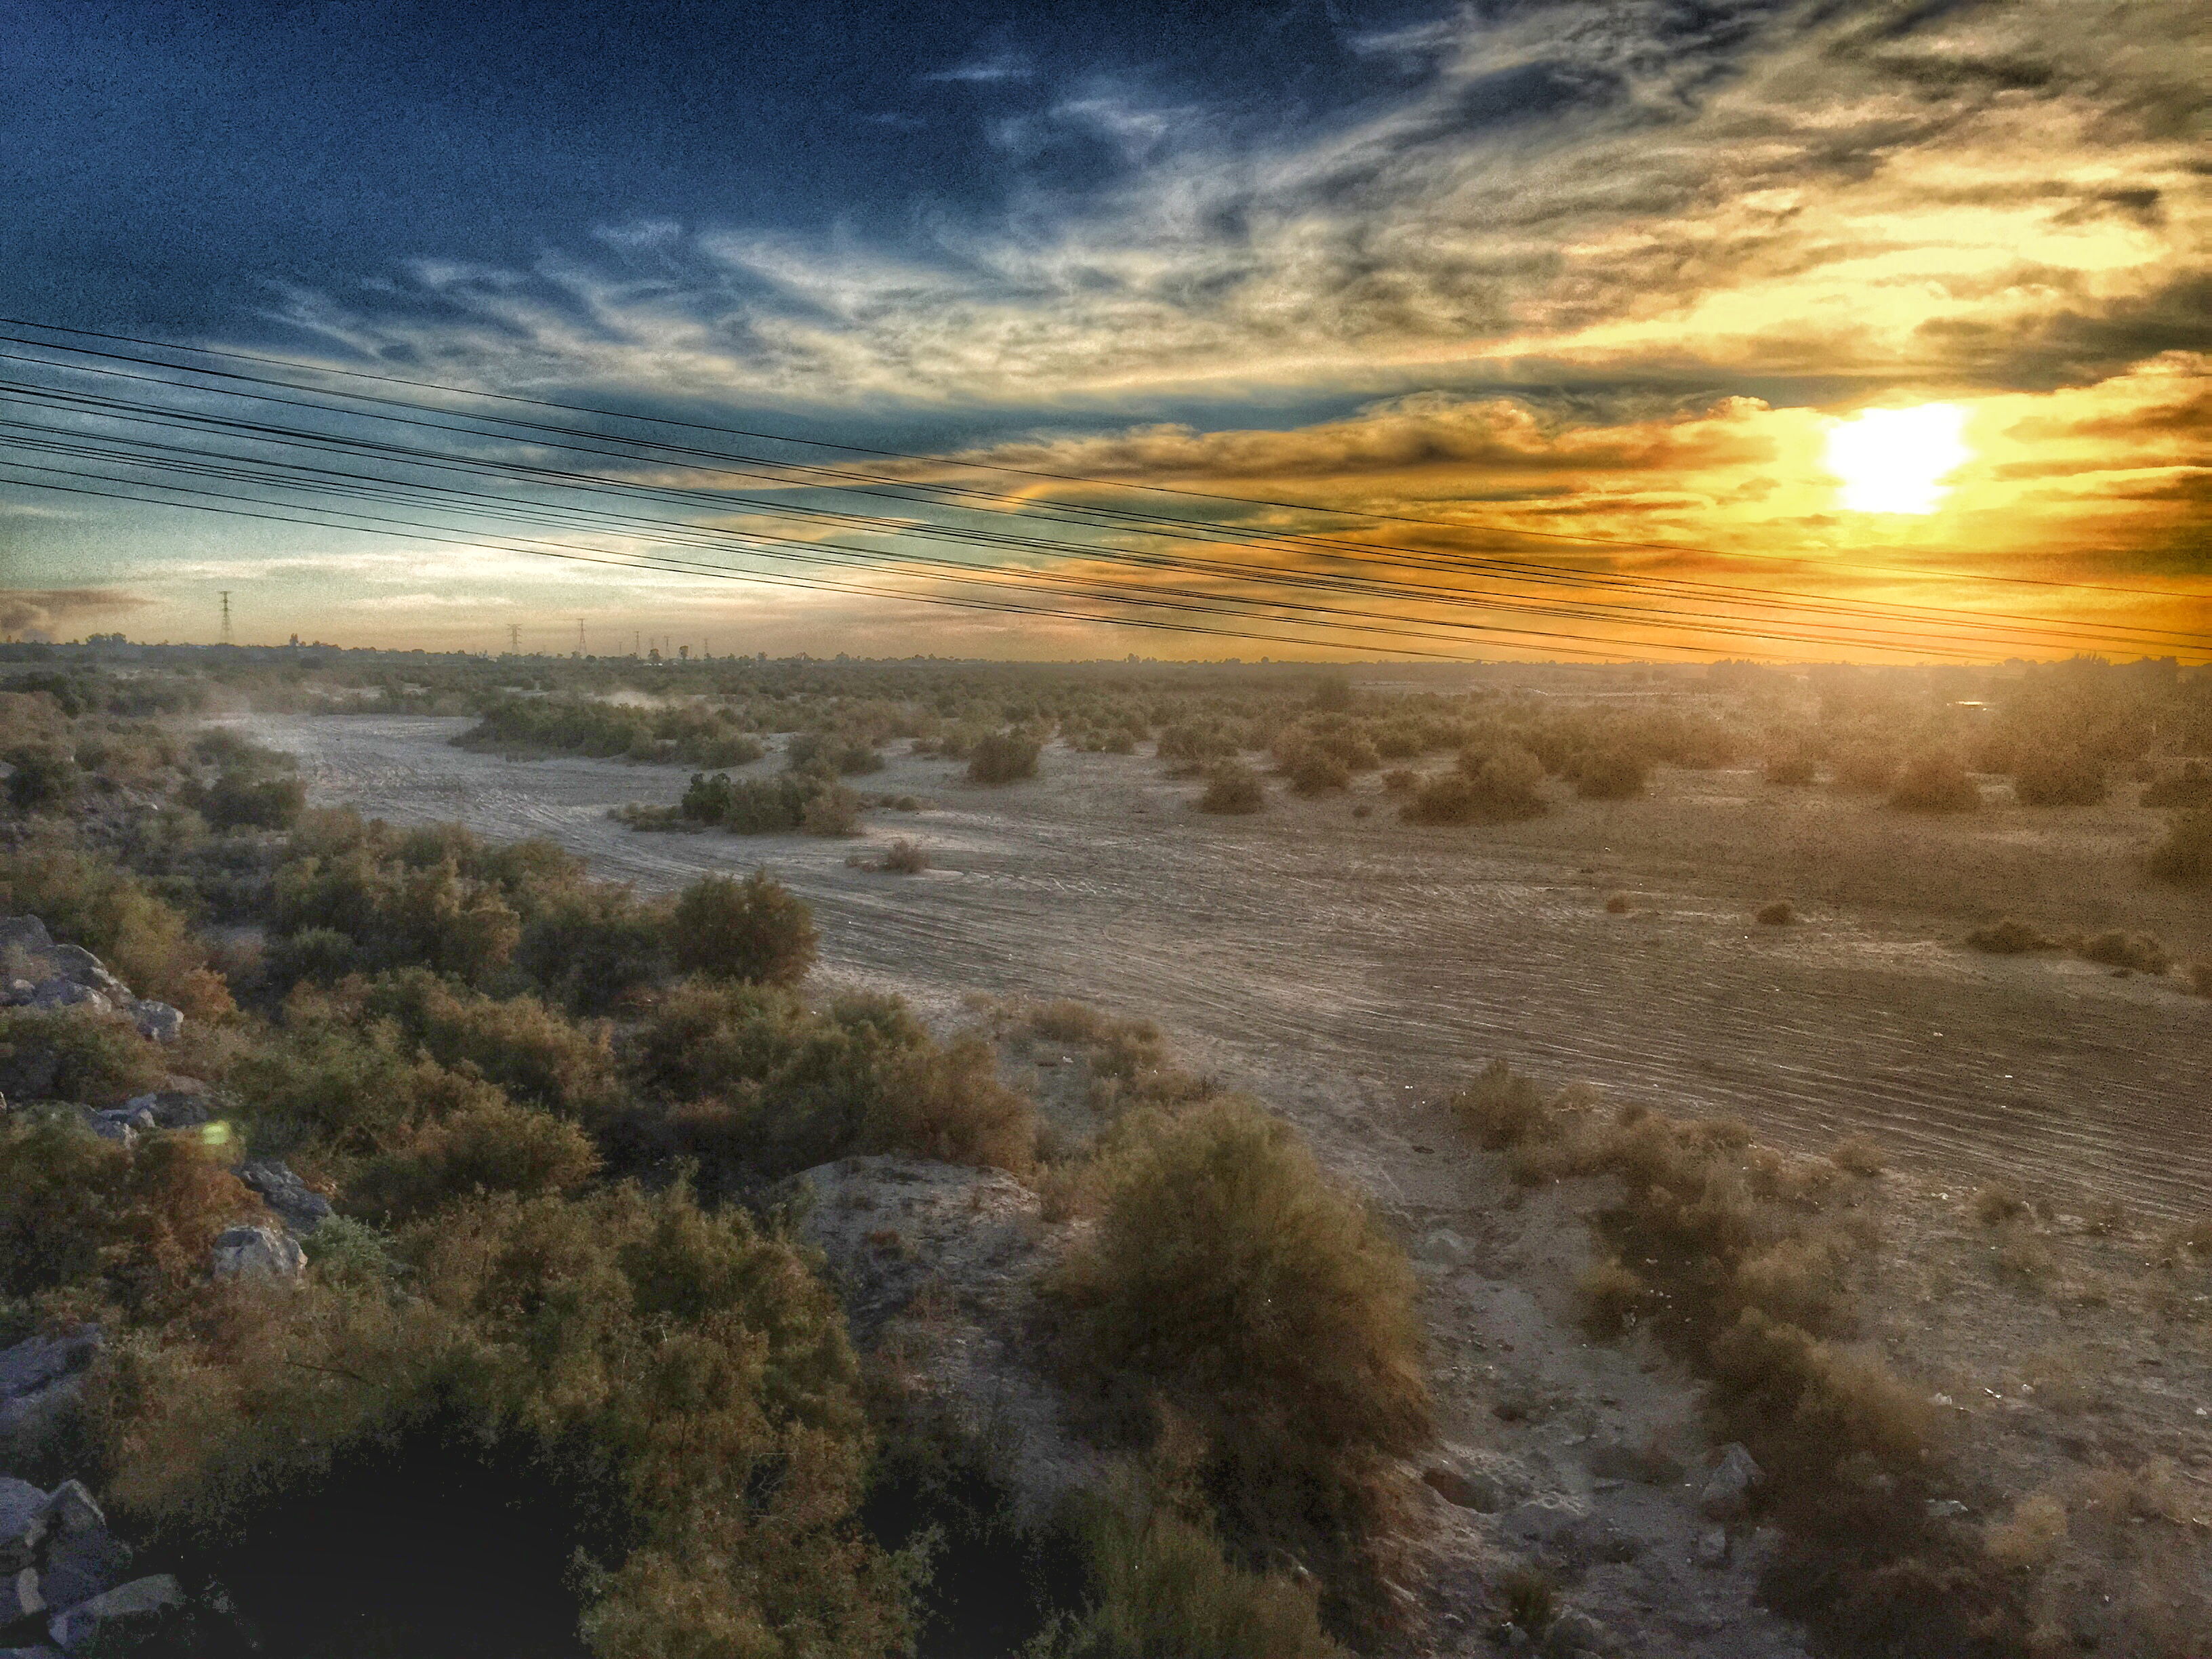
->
(228, 714), (2211, 1219)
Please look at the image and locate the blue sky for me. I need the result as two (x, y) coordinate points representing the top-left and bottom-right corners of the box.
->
(2, 0), (2205, 657)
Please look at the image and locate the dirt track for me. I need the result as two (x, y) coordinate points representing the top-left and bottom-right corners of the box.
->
(234, 713), (2209, 1220)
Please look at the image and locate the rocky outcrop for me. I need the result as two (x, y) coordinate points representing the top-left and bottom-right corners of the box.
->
(238, 1160), (331, 1235)
(0, 1332), (101, 1451)
(45, 1574), (180, 1652)
(0, 1477), (154, 1654)
(208, 1225), (306, 1282)
(0, 916), (184, 1054)
(796, 1155), (1105, 1524)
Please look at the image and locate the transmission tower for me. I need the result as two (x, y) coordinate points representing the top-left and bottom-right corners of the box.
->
(575, 617), (586, 655)
(218, 590), (232, 644)
(508, 623), (521, 654)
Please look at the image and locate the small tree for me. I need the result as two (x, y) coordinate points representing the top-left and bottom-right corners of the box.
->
(5, 745), (79, 814)
(966, 731), (1041, 785)
(671, 871), (818, 986)
(1197, 762), (1265, 815)
(1889, 750), (1980, 813)
(2148, 809), (2212, 888)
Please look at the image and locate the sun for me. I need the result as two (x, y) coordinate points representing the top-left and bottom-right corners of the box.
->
(1824, 404), (1972, 514)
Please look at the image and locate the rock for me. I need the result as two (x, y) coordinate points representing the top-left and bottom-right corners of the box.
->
(0, 1331), (101, 1402)
(1419, 1227), (1475, 1267)
(1, 1647), (65, 1659)
(123, 1089), (209, 1130)
(0, 918), (54, 953)
(1544, 1607), (1615, 1658)
(1696, 1526), (1730, 1568)
(127, 1004), (182, 1045)
(208, 1225), (306, 1281)
(0, 1481), (49, 1563)
(38, 1487), (102, 1544)
(37, 1529), (131, 1616)
(1698, 1441), (1763, 1521)
(1502, 1493), (1592, 1547)
(47, 1575), (182, 1652)
(1, 1568), (44, 1625)
(1424, 1466), (1507, 1513)
(26, 983), (108, 1017)
(1420, 1446), (1530, 1515)
(1925, 1498), (1969, 1520)
(80, 1115), (134, 1148)
(3, 981), (35, 1007)
(239, 1161), (331, 1235)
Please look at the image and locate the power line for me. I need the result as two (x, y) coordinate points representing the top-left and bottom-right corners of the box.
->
(0, 329), (2204, 663)
(1, 314), (2196, 608)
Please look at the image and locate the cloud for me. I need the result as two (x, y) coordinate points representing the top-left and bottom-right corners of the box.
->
(920, 52), (1033, 84)
(0, 586), (152, 637)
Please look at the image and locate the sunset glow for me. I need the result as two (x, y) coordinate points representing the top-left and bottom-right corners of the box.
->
(1824, 405), (1974, 516)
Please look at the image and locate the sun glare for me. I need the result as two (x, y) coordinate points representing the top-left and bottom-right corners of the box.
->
(1824, 403), (1971, 514)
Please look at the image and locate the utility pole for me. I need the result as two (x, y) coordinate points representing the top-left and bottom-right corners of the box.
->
(218, 590), (232, 644)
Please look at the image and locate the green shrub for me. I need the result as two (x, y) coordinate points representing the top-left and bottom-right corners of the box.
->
(351, 1097), (600, 1224)
(670, 871), (818, 987)
(1570, 746), (1649, 800)
(1285, 748), (1349, 795)
(2147, 809), (2212, 888)
(1965, 918), (2056, 954)
(85, 1182), (908, 1658)
(2012, 747), (2108, 806)
(626, 981), (1037, 1179)
(968, 731), (1042, 785)
(2078, 930), (2170, 974)
(5, 744), (80, 813)
(1051, 1099), (1429, 1586)
(1054, 1489), (1343, 1659)
(516, 884), (668, 1014)
(1450, 1059), (1554, 1149)
(1197, 762), (1265, 815)
(352, 970), (628, 1120)
(0, 1117), (255, 1317)
(800, 784), (864, 836)
(1830, 743), (1897, 793)
(1401, 746), (1546, 825)
(0, 845), (216, 1007)
(2141, 762), (2212, 809)
(226, 1012), (508, 1162)
(0, 1008), (167, 1105)
(1889, 751), (1980, 813)
(194, 771), (308, 831)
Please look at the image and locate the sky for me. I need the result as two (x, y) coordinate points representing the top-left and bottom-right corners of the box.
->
(1, 0), (2206, 661)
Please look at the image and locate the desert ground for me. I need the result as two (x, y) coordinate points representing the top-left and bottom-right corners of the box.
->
(228, 712), (2209, 1219)
(183, 705), (2211, 1656)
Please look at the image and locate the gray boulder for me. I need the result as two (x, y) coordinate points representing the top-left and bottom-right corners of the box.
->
(122, 1089), (209, 1130)
(1698, 1441), (1764, 1521)
(79, 1115), (134, 1149)
(47, 1576), (181, 1652)
(1696, 1526), (1731, 1568)
(1, 1568), (43, 1626)
(209, 1225), (305, 1282)
(37, 1488), (101, 1544)
(0, 918), (54, 954)
(0, 1332), (101, 1403)
(25, 983), (106, 1017)
(0, 1481), (47, 1570)
(37, 1534), (131, 1617)
(1, 1647), (64, 1659)
(2, 982), (34, 1008)
(128, 1004), (182, 1045)
(239, 1161), (331, 1235)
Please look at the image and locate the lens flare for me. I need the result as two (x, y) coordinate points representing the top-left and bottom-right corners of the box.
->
(1824, 405), (1971, 514)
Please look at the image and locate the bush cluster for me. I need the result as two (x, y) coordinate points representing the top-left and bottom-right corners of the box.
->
(1196, 762), (1266, 815)
(1451, 1065), (2028, 1657)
